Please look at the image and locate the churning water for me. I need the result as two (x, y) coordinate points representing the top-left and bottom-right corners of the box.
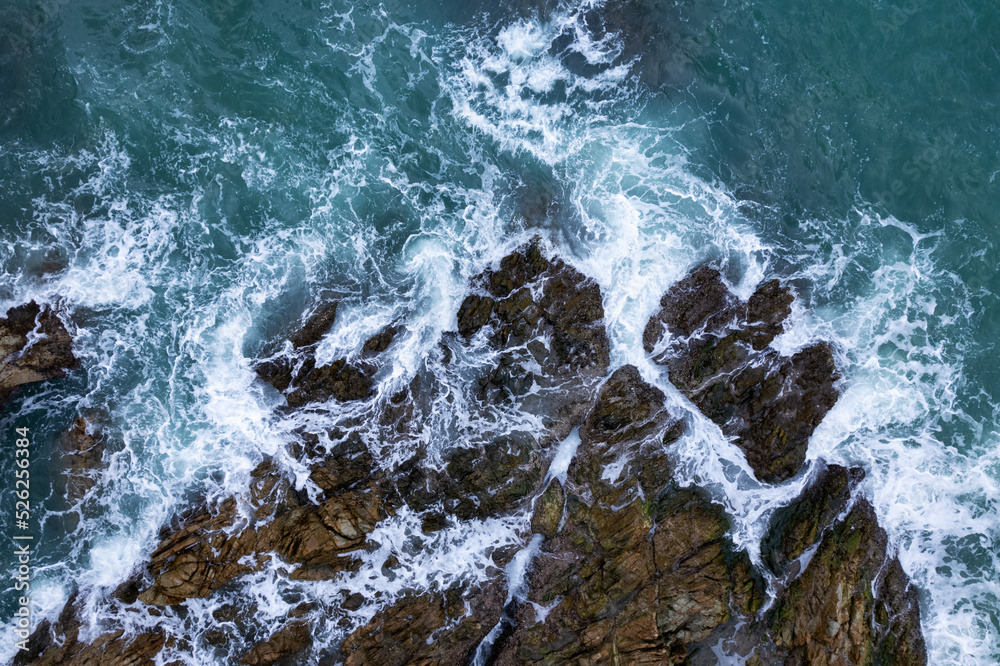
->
(1, 0), (999, 663)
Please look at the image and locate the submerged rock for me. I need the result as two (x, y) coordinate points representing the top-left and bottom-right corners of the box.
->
(643, 266), (839, 483)
(0, 301), (77, 405)
(55, 416), (107, 504)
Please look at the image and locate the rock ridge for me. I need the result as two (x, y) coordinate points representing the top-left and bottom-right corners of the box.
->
(18, 254), (926, 666)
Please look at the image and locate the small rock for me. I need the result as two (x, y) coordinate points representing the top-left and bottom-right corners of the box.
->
(241, 620), (312, 666)
(0, 301), (78, 406)
(55, 416), (106, 503)
(361, 323), (401, 356)
(255, 300), (375, 407)
(139, 457), (384, 606)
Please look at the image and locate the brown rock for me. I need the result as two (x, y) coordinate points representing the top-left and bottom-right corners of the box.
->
(762, 500), (926, 665)
(761, 463), (865, 574)
(341, 582), (505, 666)
(289, 302), (339, 349)
(490, 366), (761, 665)
(457, 240), (610, 436)
(361, 323), (401, 356)
(53, 416), (106, 503)
(241, 620), (312, 665)
(530, 479), (564, 538)
(139, 456), (384, 606)
(0, 301), (77, 405)
(255, 300), (375, 406)
(15, 595), (167, 666)
(644, 267), (838, 483)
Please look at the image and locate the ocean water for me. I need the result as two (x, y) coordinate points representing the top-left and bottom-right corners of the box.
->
(0, 0), (998, 663)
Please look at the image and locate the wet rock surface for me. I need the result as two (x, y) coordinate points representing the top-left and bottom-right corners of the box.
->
(457, 239), (610, 434)
(14, 595), (169, 666)
(55, 416), (107, 504)
(758, 497), (926, 666)
(761, 463), (866, 574)
(255, 301), (398, 407)
(138, 454), (384, 606)
(341, 582), (506, 666)
(489, 366), (760, 665)
(31, 252), (927, 666)
(240, 617), (313, 666)
(643, 266), (840, 483)
(0, 301), (77, 405)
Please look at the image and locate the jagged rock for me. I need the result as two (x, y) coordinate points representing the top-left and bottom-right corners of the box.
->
(14, 595), (168, 666)
(391, 434), (547, 522)
(350, 367), (762, 665)
(0, 301), (77, 405)
(139, 455), (384, 606)
(341, 582), (506, 666)
(491, 366), (761, 665)
(241, 618), (312, 666)
(643, 266), (839, 483)
(55, 416), (106, 503)
(457, 239), (610, 435)
(289, 302), (339, 349)
(761, 463), (865, 574)
(759, 499), (926, 665)
(458, 240), (609, 370)
(361, 324), (401, 356)
(256, 301), (400, 407)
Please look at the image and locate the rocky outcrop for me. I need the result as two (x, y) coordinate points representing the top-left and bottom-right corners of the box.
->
(392, 433), (547, 524)
(255, 302), (399, 407)
(31, 250), (928, 666)
(457, 239), (610, 434)
(139, 452), (384, 606)
(240, 610), (313, 666)
(643, 266), (839, 483)
(342, 367), (761, 665)
(342, 582), (506, 666)
(488, 366), (760, 665)
(761, 463), (865, 574)
(55, 416), (107, 503)
(14, 595), (170, 666)
(0, 301), (77, 405)
(755, 464), (926, 665)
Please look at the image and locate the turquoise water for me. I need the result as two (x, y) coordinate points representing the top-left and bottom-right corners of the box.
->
(0, 0), (998, 662)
